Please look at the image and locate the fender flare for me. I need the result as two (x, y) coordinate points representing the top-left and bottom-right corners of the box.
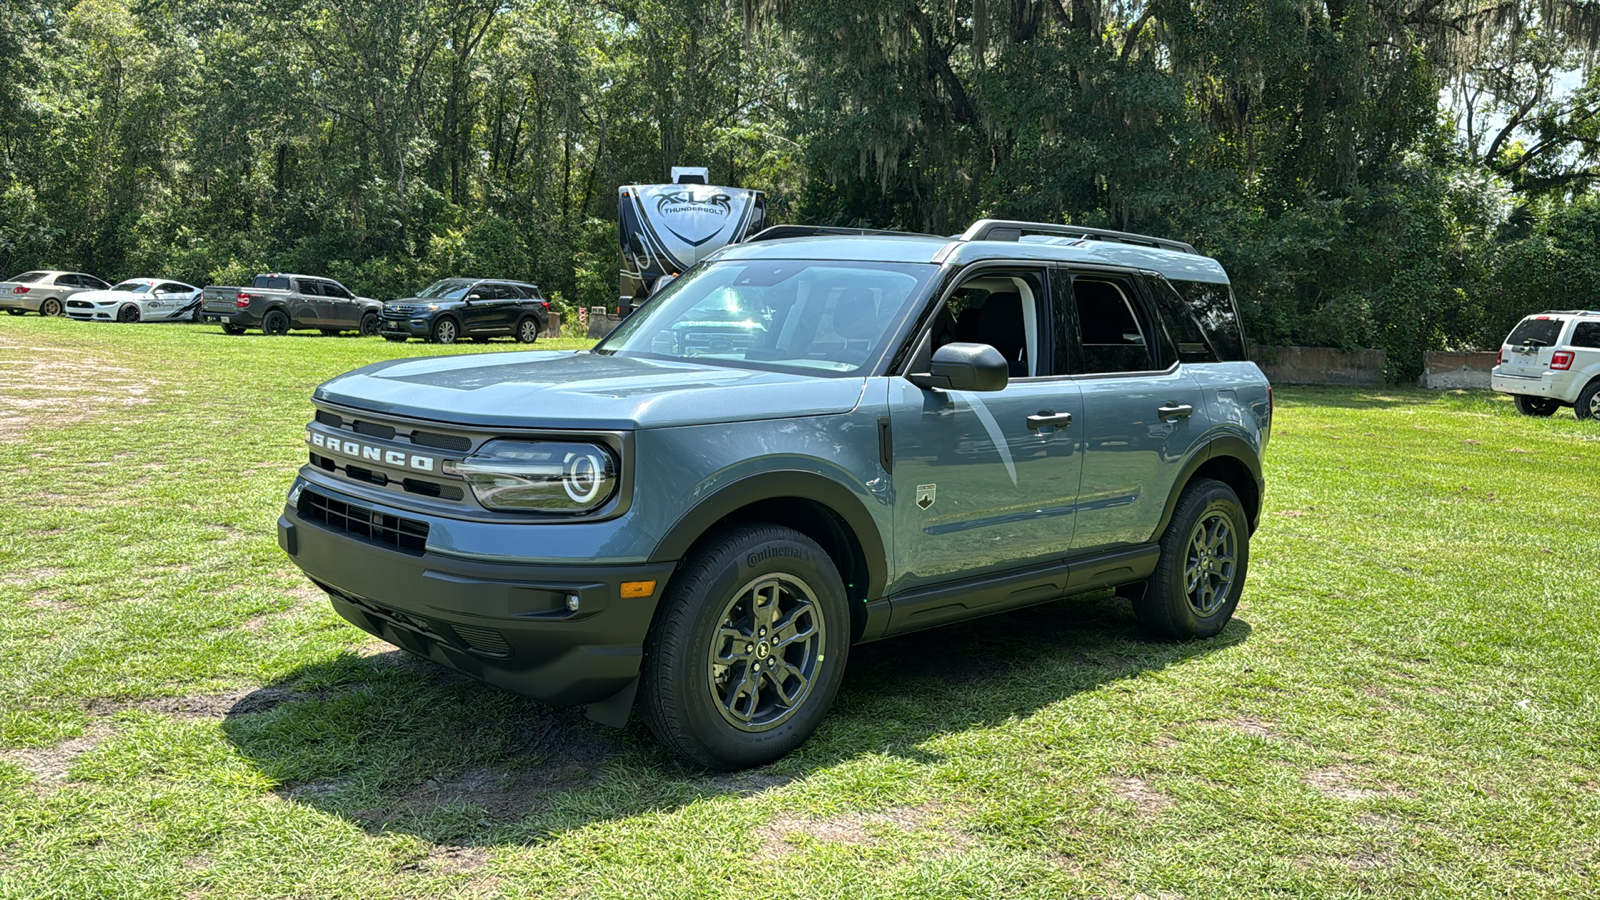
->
(1154, 436), (1265, 538)
(647, 469), (889, 601)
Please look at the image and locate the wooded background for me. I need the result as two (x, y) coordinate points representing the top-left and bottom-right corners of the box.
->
(2, 0), (1598, 378)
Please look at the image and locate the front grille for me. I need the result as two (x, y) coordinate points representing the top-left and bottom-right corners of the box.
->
(67, 299), (92, 309)
(451, 624), (512, 657)
(411, 430), (472, 452)
(345, 465), (388, 487)
(402, 478), (464, 501)
(315, 410), (343, 428)
(353, 420), (396, 440)
(299, 491), (428, 554)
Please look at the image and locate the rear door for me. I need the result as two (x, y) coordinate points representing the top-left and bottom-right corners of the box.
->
(1062, 267), (1207, 553)
(1500, 316), (1569, 377)
(292, 279), (326, 327)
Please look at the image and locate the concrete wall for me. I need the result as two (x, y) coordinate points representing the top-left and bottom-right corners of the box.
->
(1249, 346), (1387, 386)
(1419, 351), (1497, 390)
(543, 313), (561, 338)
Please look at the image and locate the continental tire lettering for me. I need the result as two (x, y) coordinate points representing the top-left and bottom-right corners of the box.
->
(746, 546), (804, 568)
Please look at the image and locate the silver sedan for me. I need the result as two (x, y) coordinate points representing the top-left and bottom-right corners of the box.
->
(0, 270), (112, 316)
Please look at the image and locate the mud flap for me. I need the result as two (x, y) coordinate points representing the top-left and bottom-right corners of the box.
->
(584, 676), (639, 728)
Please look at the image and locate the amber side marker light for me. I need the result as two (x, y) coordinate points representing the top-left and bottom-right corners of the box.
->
(620, 581), (657, 599)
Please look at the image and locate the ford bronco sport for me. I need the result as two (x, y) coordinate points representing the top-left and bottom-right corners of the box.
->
(278, 220), (1272, 769)
(1491, 310), (1600, 418)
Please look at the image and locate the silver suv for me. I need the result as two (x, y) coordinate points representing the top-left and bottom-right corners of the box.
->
(1492, 311), (1600, 419)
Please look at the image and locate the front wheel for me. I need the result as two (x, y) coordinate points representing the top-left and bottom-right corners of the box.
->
(261, 309), (290, 336)
(642, 524), (850, 770)
(359, 313), (379, 337)
(40, 298), (62, 317)
(117, 304), (141, 323)
(430, 317), (459, 344)
(221, 324), (247, 335)
(1135, 478), (1249, 640)
(1576, 381), (1600, 421)
(1514, 394), (1560, 417)
(516, 316), (540, 344)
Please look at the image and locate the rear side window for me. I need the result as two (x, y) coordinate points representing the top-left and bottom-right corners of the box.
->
(157, 283), (188, 293)
(1169, 280), (1246, 361)
(79, 275), (109, 289)
(1570, 322), (1600, 349)
(1070, 277), (1158, 374)
(1506, 317), (1564, 347)
(254, 276), (291, 290)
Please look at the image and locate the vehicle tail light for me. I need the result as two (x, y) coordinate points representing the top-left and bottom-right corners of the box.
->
(1552, 351), (1575, 370)
(11, 286), (28, 294)
(540, 300), (550, 309)
(235, 292), (252, 307)
(1497, 348), (1504, 366)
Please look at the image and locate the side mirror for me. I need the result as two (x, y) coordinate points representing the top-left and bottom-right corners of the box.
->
(465, 294), (480, 302)
(908, 342), (1009, 392)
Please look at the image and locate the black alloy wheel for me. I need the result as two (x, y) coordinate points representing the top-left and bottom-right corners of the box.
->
(1134, 478), (1249, 640)
(261, 309), (291, 336)
(516, 317), (540, 344)
(1514, 394), (1561, 417)
(40, 297), (62, 317)
(359, 313), (379, 337)
(430, 317), (459, 345)
(117, 304), (140, 323)
(643, 524), (850, 770)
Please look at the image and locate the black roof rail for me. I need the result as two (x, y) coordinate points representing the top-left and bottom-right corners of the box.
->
(744, 225), (943, 243)
(959, 219), (1197, 255)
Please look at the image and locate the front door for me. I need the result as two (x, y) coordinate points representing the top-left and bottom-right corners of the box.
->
(1061, 269), (1207, 552)
(462, 283), (514, 336)
(887, 266), (1084, 600)
(320, 280), (360, 327)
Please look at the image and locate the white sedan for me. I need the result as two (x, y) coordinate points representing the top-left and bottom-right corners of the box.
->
(64, 279), (204, 323)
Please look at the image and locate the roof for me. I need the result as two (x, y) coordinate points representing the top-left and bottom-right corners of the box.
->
(714, 230), (1230, 285)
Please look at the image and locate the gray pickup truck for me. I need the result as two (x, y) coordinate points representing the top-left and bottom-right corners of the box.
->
(278, 220), (1271, 769)
(201, 273), (381, 336)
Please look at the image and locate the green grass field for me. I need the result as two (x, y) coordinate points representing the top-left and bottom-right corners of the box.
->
(2, 315), (1598, 898)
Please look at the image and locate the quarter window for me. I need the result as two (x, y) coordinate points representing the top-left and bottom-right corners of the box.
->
(1572, 322), (1600, 349)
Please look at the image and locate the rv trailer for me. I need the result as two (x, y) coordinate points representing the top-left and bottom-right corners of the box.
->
(617, 167), (766, 311)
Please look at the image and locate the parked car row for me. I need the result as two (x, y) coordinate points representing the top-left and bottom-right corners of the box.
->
(2, 269), (553, 344)
(200, 274), (551, 343)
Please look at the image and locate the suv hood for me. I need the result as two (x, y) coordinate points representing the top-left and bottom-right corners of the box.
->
(313, 351), (868, 430)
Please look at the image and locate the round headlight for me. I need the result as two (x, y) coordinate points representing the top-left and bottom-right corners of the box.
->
(452, 440), (618, 513)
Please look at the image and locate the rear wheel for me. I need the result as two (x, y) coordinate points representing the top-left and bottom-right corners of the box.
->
(1577, 381), (1600, 421)
(642, 524), (850, 770)
(516, 317), (540, 344)
(1135, 478), (1249, 640)
(39, 298), (62, 317)
(430, 317), (459, 345)
(221, 324), (247, 335)
(1514, 394), (1560, 417)
(261, 309), (290, 336)
(359, 312), (379, 337)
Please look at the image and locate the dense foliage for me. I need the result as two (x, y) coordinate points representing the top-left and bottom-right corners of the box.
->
(2, 0), (1597, 378)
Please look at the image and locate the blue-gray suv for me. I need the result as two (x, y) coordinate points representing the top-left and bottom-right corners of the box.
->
(278, 220), (1272, 769)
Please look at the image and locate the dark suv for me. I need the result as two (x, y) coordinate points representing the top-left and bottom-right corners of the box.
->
(279, 220), (1271, 769)
(380, 279), (550, 345)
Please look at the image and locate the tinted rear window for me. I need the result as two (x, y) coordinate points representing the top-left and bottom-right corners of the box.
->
(253, 275), (291, 290)
(1571, 322), (1600, 349)
(8, 272), (47, 283)
(1506, 318), (1564, 347)
(1170, 280), (1246, 360)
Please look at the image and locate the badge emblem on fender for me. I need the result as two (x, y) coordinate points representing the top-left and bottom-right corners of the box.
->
(916, 484), (936, 510)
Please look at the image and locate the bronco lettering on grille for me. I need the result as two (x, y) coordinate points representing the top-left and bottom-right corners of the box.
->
(305, 429), (437, 472)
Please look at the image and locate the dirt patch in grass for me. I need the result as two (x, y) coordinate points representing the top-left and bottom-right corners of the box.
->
(1111, 776), (1173, 815)
(1303, 768), (1389, 801)
(0, 567), (65, 587)
(1, 722), (114, 789)
(90, 686), (308, 721)
(0, 335), (153, 440)
(704, 771), (795, 795)
(757, 804), (966, 855)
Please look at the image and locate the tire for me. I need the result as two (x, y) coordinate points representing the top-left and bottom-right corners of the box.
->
(430, 317), (459, 345)
(642, 524), (850, 770)
(117, 304), (140, 324)
(1577, 380), (1600, 421)
(39, 297), (62, 317)
(222, 324), (247, 335)
(382, 334), (407, 343)
(1514, 394), (1560, 417)
(359, 312), (379, 337)
(261, 309), (290, 336)
(1134, 478), (1249, 640)
(516, 316), (540, 344)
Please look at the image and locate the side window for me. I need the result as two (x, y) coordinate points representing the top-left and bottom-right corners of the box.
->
(1169, 279), (1246, 360)
(1146, 275), (1219, 364)
(923, 269), (1050, 378)
(325, 282), (353, 299)
(482, 284), (512, 300)
(1067, 275), (1160, 374)
(296, 280), (322, 297)
(56, 274), (81, 287)
(1572, 322), (1600, 349)
(157, 283), (187, 294)
(83, 275), (109, 289)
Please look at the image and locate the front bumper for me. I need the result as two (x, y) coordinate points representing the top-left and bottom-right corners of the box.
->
(378, 316), (433, 338)
(279, 486), (676, 708)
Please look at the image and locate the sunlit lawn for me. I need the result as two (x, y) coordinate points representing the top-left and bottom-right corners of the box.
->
(1, 314), (1597, 898)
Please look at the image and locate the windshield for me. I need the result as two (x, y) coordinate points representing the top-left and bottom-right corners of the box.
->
(597, 259), (936, 374)
(415, 279), (475, 300)
(7, 272), (47, 283)
(112, 281), (152, 293)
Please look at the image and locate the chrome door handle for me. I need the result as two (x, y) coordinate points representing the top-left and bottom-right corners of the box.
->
(1157, 403), (1194, 421)
(1027, 411), (1073, 430)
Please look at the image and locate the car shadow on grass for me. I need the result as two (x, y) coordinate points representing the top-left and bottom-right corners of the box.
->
(220, 592), (1248, 845)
